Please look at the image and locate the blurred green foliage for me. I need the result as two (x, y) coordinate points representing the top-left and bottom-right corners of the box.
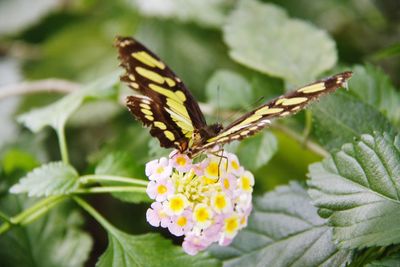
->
(1, 0), (400, 266)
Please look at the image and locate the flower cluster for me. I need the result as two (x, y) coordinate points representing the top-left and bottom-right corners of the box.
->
(145, 149), (254, 255)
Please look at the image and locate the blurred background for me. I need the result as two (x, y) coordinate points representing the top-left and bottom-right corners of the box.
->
(0, 0), (399, 265)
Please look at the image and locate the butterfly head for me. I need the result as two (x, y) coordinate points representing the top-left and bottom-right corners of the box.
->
(209, 123), (223, 136)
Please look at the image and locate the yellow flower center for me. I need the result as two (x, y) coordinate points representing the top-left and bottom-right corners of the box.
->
(176, 156), (186, 166)
(157, 184), (167, 194)
(177, 216), (187, 227)
(223, 179), (230, 189)
(156, 166), (164, 174)
(194, 205), (210, 223)
(206, 162), (219, 177)
(241, 176), (251, 191)
(215, 194), (227, 210)
(231, 160), (239, 170)
(203, 176), (217, 185)
(225, 216), (239, 234)
(169, 195), (186, 213)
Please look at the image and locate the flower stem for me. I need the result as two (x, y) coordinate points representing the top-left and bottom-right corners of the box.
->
(0, 195), (66, 235)
(80, 174), (148, 186)
(74, 186), (147, 194)
(73, 196), (116, 233)
(0, 211), (11, 224)
(57, 126), (69, 164)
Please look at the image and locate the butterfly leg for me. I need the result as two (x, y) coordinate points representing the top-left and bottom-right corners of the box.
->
(209, 148), (228, 180)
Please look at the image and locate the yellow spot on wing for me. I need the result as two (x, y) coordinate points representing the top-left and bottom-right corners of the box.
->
(135, 67), (165, 84)
(280, 97), (308, 106)
(164, 130), (175, 141)
(128, 74), (135, 81)
(238, 115), (262, 126)
(130, 82), (139, 89)
(256, 107), (284, 115)
(165, 78), (176, 87)
(131, 51), (165, 69)
(298, 83), (325, 93)
(149, 84), (183, 103)
(166, 99), (189, 118)
(139, 103), (150, 109)
(154, 121), (167, 130)
(145, 115), (154, 121)
(175, 91), (186, 101)
(240, 130), (250, 136)
(141, 109), (153, 115)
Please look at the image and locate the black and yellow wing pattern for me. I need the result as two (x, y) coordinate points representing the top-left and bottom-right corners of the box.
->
(116, 36), (353, 158)
(116, 36), (208, 152)
(190, 72), (352, 156)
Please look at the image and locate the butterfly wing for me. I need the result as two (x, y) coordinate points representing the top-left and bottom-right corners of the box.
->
(116, 37), (207, 131)
(116, 36), (208, 151)
(195, 71), (353, 152)
(126, 95), (189, 150)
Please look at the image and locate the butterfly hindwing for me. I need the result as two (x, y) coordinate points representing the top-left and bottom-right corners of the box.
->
(126, 95), (188, 150)
(116, 36), (207, 136)
(199, 71), (353, 151)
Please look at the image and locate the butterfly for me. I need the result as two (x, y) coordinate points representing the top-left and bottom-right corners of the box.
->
(115, 36), (352, 158)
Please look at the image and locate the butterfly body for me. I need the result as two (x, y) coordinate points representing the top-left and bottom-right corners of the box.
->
(116, 36), (352, 158)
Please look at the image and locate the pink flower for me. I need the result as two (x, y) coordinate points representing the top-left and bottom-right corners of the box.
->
(219, 174), (237, 196)
(169, 151), (192, 172)
(146, 202), (170, 228)
(168, 209), (193, 236)
(226, 153), (244, 176)
(144, 148), (255, 255)
(145, 157), (172, 181)
(146, 178), (174, 201)
(182, 232), (210, 256)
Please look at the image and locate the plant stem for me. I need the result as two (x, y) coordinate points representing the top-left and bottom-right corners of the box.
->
(57, 126), (70, 164)
(74, 186), (147, 194)
(0, 211), (12, 224)
(80, 174), (148, 186)
(302, 110), (313, 144)
(0, 195), (67, 235)
(0, 79), (80, 100)
(73, 196), (116, 233)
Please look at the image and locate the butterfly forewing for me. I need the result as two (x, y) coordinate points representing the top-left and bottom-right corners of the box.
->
(115, 37), (207, 133)
(195, 71), (353, 152)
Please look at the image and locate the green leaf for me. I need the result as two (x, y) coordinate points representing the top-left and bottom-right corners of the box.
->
(10, 162), (79, 197)
(95, 152), (150, 203)
(206, 69), (253, 109)
(311, 91), (394, 151)
(97, 231), (220, 267)
(308, 132), (400, 249)
(349, 64), (400, 126)
(366, 255), (400, 267)
(0, 197), (92, 267)
(370, 42), (400, 60)
(224, 0), (337, 84)
(236, 131), (277, 171)
(2, 149), (39, 174)
(17, 71), (119, 133)
(210, 182), (352, 266)
(133, 0), (233, 28)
